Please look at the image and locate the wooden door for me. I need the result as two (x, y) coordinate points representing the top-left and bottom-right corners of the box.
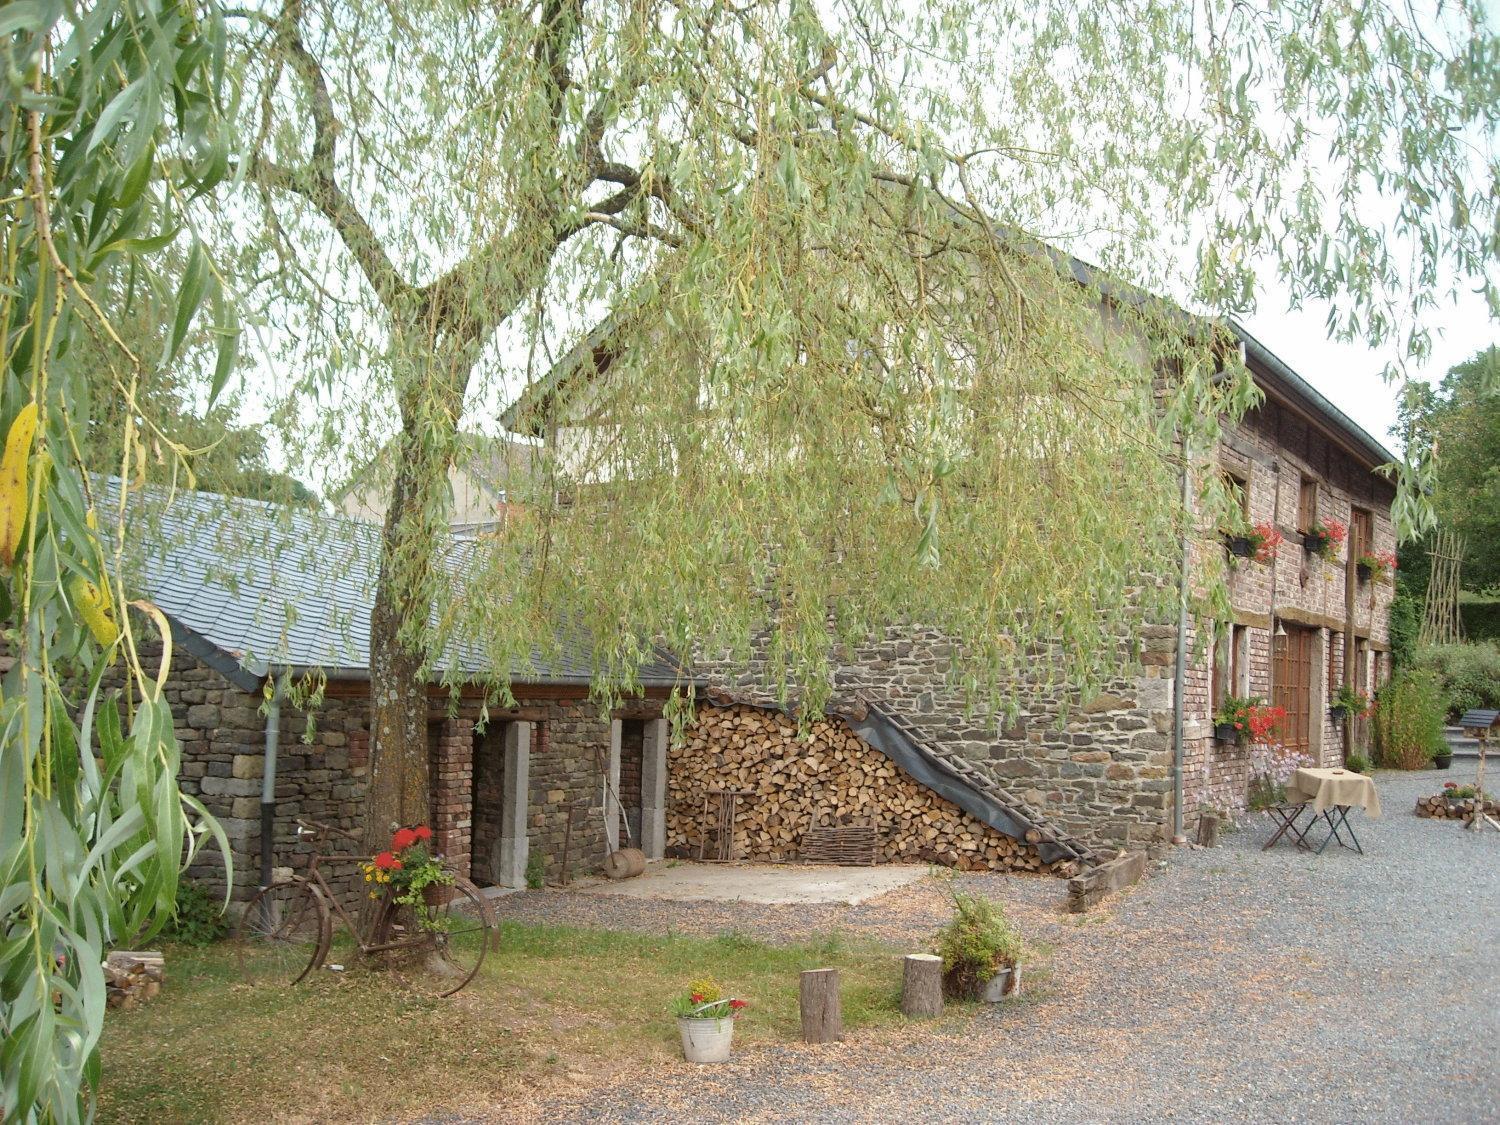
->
(1272, 625), (1314, 754)
(1350, 507), (1373, 566)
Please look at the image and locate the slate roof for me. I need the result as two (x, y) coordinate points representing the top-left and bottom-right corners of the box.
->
(114, 483), (688, 692)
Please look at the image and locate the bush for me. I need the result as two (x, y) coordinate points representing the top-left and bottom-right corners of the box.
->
(160, 882), (228, 946)
(934, 891), (1023, 1000)
(1408, 642), (1500, 720)
(1372, 672), (1448, 770)
(1345, 752), (1371, 774)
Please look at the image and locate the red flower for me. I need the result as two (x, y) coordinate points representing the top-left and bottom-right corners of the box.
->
(413, 825), (433, 842)
(391, 859), (403, 870)
(729, 999), (747, 1010)
(374, 851), (398, 870)
(690, 993), (704, 1003)
(392, 827), (418, 850)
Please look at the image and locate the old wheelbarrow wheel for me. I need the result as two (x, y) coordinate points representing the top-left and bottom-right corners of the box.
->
(235, 878), (331, 985)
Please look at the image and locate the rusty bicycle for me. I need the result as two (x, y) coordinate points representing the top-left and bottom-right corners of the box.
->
(234, 818), (495, 997)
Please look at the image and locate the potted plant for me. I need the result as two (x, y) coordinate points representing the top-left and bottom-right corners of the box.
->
(935, 890), (1024, 1002)
(1329, 683), (1370, 723)
(1433, 745), (1454, 770)
(1214, 697), (1286, 746)
(1223, 523), (1282, 564)
(362, 825), (455, 923)
(671, 979), (746, 1063)
(1302, 518), (1346, 560)
(1355, 549), (1396, 584)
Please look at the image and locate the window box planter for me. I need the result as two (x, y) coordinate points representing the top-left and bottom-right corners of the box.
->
(1355, 562), (1372, 583)
(1214, 722), (1242, 745)
(1302, 530), (1328, 554)
(1225, 535), (1254, 559)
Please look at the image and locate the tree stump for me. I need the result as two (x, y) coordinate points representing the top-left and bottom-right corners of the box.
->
(901, 953), (943, 1018)
(799, 968), (843, 1043)
(1196, 811), (1220, 848)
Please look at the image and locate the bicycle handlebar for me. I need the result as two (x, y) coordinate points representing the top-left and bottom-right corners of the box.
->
(294, 818), (364, 844)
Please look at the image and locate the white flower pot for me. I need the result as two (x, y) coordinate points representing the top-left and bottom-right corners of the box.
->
(677, 1016), (735, 1063)
(981, 969), (1011, 1002)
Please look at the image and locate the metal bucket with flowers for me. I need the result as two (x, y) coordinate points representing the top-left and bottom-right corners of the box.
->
(671, 978), (747, 1063)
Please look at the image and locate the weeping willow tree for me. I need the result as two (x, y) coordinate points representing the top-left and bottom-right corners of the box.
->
(220, 1), (1498, 842)
(1, 2), (236, 1120)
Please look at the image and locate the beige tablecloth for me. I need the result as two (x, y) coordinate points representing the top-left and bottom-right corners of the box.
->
(1287, 767), (1382, 817)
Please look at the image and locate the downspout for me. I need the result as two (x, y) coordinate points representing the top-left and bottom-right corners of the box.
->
(1171, 449), (1191, 845)
(259, 674), (282, 890)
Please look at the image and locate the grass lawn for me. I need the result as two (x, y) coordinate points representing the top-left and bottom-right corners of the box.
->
(98, 921), (912, 1123)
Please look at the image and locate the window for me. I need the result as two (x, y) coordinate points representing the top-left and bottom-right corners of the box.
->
(1222, 471), (1250, 521)
(1350, 507), (1374, 564)
(1212, 624), (1250, 711)
(1298, 477), (1318, 532)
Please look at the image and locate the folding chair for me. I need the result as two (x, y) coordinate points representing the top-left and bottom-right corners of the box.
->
(1262, 800), (1312, 851)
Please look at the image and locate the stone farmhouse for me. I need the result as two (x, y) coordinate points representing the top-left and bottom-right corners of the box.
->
(505, 316), (1397, 853)
(104, 317), (1396, 902)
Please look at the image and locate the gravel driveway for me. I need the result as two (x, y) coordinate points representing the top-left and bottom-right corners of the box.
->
(495, 769), (1498, 1124)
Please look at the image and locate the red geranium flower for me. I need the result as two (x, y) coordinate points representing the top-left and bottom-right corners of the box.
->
(690, 993), (704, 1003)
(392, 827), (418, 850)
(413, 825), (433, 842)
(374, 850), (398, 870)
(729, 999), (747, 1010)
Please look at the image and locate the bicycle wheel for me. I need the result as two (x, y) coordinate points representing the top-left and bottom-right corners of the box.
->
(376, 876), (493, 997)
(235, 878), (331, 985)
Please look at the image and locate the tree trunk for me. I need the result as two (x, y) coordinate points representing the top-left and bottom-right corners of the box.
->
(900, 953), (943, 1018)
(799, 968), (843, 1043)
(363, 377), (463, 849)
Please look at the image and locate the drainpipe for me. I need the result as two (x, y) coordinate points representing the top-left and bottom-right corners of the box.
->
(259, 674), (282, 890)
(1172, 445), (1192, 845)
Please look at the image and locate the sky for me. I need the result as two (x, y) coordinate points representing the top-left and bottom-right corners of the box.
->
(1239, 284), (1494, 459)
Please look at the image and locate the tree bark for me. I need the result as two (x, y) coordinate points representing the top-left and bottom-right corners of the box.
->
(799, 968), (843, 1043)
(364, 382), (462, 849)
(900, 953), (943, 1018)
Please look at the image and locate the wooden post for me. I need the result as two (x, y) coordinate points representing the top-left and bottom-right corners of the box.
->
(799, 968), (843, 1043)
(900, 953), (943, 1018)
(1196, 810), (1220, 848)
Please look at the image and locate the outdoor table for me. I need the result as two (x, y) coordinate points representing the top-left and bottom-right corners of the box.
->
(1280, 767), (1381, 855)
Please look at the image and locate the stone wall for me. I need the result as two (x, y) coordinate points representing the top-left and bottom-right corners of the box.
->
(698, 626), (1179, 850)
(113, 638), (626, 904)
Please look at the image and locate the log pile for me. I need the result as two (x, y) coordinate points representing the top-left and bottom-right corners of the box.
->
(1414, 793), (1499, 821)
(105, 950), (164, 1009)
(667, 704), (1051, 873)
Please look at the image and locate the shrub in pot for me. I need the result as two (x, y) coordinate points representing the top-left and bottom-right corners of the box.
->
(671, 978), (746, 1063)
(935, 891), (1024, 1002)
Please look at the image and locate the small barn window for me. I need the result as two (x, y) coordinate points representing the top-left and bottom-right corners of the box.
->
(1298, 477), (1318, 532)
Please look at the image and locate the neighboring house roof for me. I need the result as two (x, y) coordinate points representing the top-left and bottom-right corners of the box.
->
(115, 483), (688, 693)
(503, 257), (1397, 472)
(330, 431), (540, 525)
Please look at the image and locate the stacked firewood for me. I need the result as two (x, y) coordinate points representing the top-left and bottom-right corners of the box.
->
(104, 951), (164, 1009)
(1414, 792), (1499, 821)
(667, 704), (1050, 873)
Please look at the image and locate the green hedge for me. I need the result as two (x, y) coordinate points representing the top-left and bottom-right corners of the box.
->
(1408, 642), (1500, 721)
(1461, 599), (1500, 643)
(1373, 672), (1448, 769)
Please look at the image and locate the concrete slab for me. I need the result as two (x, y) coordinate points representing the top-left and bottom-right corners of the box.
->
(569, 861), (928, 905)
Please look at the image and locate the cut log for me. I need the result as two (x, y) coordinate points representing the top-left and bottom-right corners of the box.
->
(900, 953), (943, 1019)
(1196, 811), (1220, 848)
(799, 968), (843, 1044)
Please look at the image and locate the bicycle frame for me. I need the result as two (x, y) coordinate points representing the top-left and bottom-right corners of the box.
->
(293, 819), (437, 956)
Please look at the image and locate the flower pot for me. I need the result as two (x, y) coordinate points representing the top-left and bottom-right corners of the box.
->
(677, 1016), (735, 1064)
(422, 882), (455, 907)
(1356, 562), (1372, 582)
(981, 968), (1012, 1003)
(1433, 753), (1453, 770)
(1214, 722), (1241, 745)
(1302, 532), (1326, 554)
(1225, 535), (1254, 558)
